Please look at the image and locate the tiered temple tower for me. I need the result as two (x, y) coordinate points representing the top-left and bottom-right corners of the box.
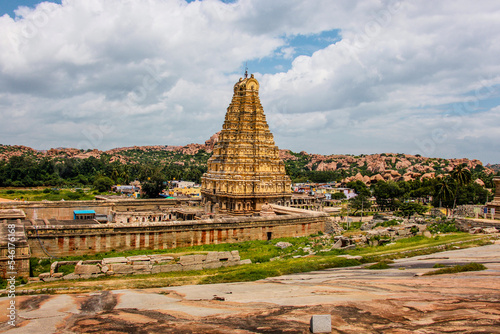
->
(201, 74), (292, 215)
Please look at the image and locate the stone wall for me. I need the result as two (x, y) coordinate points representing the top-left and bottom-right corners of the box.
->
(452, 205), (485, 218)
(39, 251), (251, 281)
(25, 210), (327, 258)
(455, 218), (500, 232)
(0, 220), (30, 278)
(0, 198), (194, 221)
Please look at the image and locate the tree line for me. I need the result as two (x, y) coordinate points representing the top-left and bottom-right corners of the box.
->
(0, 152), (496, 203)
(0, 155), (207, 191)
(346, 164), (493, 217)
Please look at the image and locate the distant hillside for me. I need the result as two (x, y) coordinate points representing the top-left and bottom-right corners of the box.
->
(280, 150), (494, 184)
(486, 164), (500, 172)
(0, 132), (496, 187)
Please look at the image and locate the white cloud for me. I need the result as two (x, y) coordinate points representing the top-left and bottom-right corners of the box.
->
(0, 0), (499, 163)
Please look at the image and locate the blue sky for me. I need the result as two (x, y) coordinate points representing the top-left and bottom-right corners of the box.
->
(1, 0), (500, 164)
(0, 0), (61, 17)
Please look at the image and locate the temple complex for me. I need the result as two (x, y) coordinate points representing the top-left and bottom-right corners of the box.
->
(201, 74), (292, 214)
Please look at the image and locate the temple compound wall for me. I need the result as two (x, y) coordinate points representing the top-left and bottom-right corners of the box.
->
(0, 198), (192, 221)
(24, 207), (327, 258)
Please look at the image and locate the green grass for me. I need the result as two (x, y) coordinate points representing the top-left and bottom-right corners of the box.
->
(367, 260), (393, 269)
(374, 219), (400, 228)
(0, 188), (96, 201)
(427, 219), (459, 233)
(351, 234), (487, 261)
(44, 237), (313, 265)
(200, 256), (362, 284)
(58, 264), (76, 275)
(30, 258), (52, 277)
(424, 262), (487, 276)
(340, 221), (363, 230)
(22, 233), (493, 292)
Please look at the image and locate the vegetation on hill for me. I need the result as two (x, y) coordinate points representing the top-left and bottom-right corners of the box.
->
(0, 149), (210, 189)
(0, 144), (496, 205)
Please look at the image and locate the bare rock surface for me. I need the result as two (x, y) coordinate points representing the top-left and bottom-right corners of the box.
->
(1, 244), (500, 333)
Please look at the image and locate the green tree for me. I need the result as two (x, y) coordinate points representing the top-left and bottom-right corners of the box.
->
(398, 202), (428, 219)
(432, 177), (455, 214)
(93, 176), (114, 192)
(346, 180), (370, 197)
(331, 192), (347, 200)
(348, 194), (372, 214)
(372, 181), (404, 210)
(451, 165), (472, 209)
(140, 167), (165, 198)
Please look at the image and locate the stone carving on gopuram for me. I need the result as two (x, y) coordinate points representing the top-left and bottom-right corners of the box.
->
(201, 73), (292, 215)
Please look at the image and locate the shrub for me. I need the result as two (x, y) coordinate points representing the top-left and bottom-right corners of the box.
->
(428, 220), (458, 233)
(367, 260), (393, 269)
(57, 264), (76, 275)
(424, 262), (486, 275)
(374, 219), (400, 228)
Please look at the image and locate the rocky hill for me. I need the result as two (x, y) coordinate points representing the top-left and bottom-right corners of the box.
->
(279, 150), (493, 184)
(0, 131), (495, 184)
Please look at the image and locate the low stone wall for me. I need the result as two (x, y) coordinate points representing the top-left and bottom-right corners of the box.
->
(452, 205), (485, 218)
(25, 210), (327, 258)
(455, 218), (500, 232)
(38, 251), (251, 281)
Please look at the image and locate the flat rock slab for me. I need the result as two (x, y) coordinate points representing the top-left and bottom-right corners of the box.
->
(126, 255), (151, 262)
(102, 257), (128, 265)
(148, 255), (174, 263)
(2, 244), (500, 333)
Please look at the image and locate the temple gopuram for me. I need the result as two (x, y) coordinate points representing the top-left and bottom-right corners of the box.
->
(201, 73), (292, 215)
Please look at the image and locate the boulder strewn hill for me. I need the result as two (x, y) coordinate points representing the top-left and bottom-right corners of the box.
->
(278, 150), (493, 184)
(0, 131), (494, 185)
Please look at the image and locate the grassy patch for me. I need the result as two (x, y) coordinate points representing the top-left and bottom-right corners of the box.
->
(30, 258), (52, 277)
(200, 257), (361, 284)
(0, 188), (96, 201)
(58, 264), (76, 275)
(424, 262), (487, 276)
(367, 260), (394, 270)
(22, 233), (492, 292)
(40, 237), (313, 266)
(340, 221), (363, 230)
(354, 234), (487, 260)
(374, 219), (400, 228)
(427, 219), (459, 233)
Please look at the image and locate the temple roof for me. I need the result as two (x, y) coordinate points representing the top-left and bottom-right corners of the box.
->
(234, 73), (259, 93)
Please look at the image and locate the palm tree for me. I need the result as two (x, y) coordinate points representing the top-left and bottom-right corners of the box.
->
(451, 165), (472, 210)
(434, 177), (454, 215)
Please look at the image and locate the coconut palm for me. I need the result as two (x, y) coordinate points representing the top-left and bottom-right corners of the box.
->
(434, 177), (454, 215)
(451, 164), (472, 209)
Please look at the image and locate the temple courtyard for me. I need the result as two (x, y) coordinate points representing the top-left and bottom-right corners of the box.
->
(1, 241), (499, 333)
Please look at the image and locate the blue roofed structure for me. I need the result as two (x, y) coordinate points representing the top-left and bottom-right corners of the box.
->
(73, 210), (96, 220)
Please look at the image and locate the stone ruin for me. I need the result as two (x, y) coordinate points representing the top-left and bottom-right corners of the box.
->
(37, 251), (251, 282)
